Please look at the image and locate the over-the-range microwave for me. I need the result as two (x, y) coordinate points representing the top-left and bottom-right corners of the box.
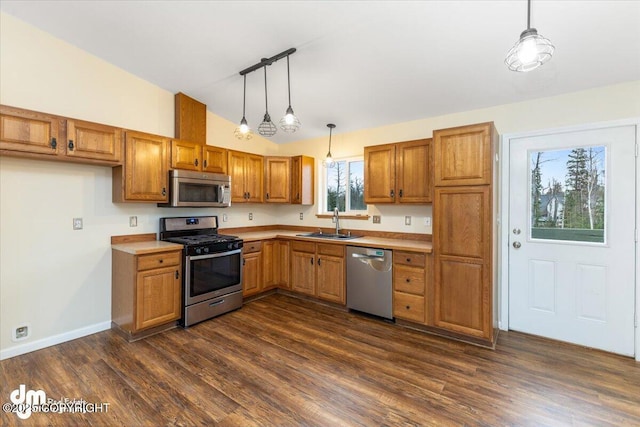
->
(158, 170), (231, 208)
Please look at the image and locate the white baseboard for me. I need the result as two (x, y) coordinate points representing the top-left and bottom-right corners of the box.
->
(0, 321), (111, 360)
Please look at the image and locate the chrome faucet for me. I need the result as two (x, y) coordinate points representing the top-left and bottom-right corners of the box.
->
(334, 207), (340, 235)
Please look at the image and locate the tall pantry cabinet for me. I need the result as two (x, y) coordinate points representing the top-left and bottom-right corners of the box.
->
(432, 122), (498, 344)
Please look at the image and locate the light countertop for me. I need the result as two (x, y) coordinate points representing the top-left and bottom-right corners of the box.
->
(111, 241), (183, 255)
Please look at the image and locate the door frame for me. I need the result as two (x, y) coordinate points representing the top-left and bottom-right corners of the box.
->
(499, 118), (640, 361)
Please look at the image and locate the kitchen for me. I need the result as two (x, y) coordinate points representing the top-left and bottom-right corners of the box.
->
(1, 1), (640, 425)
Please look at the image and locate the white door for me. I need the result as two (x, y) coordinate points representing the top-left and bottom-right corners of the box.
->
(509, 125), (636, 356)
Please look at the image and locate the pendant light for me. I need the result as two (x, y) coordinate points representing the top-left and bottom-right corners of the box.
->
(258, 66), (277, 137)
(234, 74), (253, 140)
(323, 124), (336, 169)
(505, 0), (555, 72)
(279, 55), (301, 133)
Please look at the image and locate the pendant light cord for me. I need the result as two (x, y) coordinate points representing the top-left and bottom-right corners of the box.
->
(263, 66), (269, 114)
(527, 0), (531, 29)
(242, 74), (247, 117)
(286, 55), (292, 106)
(328, 126), (333, 153)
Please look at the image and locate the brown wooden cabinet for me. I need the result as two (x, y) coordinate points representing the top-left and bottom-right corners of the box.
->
(112, 247), (182, 337)
(242, 241), (263, 297)
(264, 157), (290, 203)
(433, 122), (492, 187)
(263, 240), (290, 290)
(228, 149), (264, 203)
(170, 140), (227, 173)
(113, 130), (169, 202)
(393, 251), (431, 324)
(174, 92), (206, 145)
(1, 105), (122, 164)
(432, 122), (497, 344)
(291, 155), (315, 205)
(290, 241), (345, 304)
(364, 138), (431, 204)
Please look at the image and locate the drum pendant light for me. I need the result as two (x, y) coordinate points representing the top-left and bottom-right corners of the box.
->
(323, 124), (336, 169)
(279, 55), (301, 133)
(234, 74), (253, 140)
(257, 66), (277, 137)
(505, 0), (555, 72)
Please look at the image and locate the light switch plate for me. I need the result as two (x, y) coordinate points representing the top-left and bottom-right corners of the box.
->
(222, 214), (228, 222)
(405, 216), (411, 226)
(248, 213), (253, 220)
(73, 218), (83, 230)
(372, 215), (381, 224)
(299, 213), (303, 220)
(424, 217), (432, 226)
(129, 216), (137, 227)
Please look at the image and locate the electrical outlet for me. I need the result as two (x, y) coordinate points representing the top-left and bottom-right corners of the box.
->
(129, 216), (137, 227)
(12, 324), (30, 342)
(299, 213), (303, 220)
(222, 214), (228, 222)
(73, 217), (83, 230)
(372, 215), (381, 224)
(424, 217), (432, 226)
(405, 216), (411, 226)
(248, 213), (253, 220)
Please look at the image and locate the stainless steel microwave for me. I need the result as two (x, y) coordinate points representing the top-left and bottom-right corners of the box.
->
(158, 170), (231, 208)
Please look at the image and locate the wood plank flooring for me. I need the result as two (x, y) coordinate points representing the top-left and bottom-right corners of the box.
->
(1, 293), (639, 426)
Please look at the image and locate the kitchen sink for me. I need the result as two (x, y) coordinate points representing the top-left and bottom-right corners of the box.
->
(296, 232), (363, 240)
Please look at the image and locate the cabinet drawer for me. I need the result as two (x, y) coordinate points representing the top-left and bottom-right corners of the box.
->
(393, 251), (426, 267)
(393, 265), (425, 295)
(137, 251), (181, 271)
(317, 243), (344, 257)
(244, 241), (262, 254)
(393, 292), (425, 323)
(291, 240), (315, 253)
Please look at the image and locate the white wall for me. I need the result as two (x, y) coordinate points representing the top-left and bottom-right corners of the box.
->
(1, 11), (639, 358)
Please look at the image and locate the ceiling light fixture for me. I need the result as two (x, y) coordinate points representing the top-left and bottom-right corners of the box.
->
(323, 123), (336, 169)
(279, 55), (301, 133)
(257, 66), (277, 137)
(237, 48), (297, 140)
(234, 74), (253, 140)
(505, 0), (555, 72)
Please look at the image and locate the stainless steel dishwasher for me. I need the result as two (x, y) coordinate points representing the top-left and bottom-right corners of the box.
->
(346, 246), (393, 319)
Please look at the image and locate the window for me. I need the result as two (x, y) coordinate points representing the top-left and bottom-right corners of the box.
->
(323, 157), (366, 213)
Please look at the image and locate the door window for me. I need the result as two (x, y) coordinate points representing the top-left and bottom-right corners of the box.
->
(529, 146), (606, 243)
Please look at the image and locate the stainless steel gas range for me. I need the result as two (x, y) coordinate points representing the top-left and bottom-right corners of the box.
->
(160, 216), (243, 327)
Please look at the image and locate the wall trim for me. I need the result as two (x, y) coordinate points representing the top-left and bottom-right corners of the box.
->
(0, 321), (111, 360)
(500, 117), (640, 360)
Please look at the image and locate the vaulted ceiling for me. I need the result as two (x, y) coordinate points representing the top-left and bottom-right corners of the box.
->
(2, 1), (639, 143)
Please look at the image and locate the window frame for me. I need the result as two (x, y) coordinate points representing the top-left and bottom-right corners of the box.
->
(320, 155), (367, 215)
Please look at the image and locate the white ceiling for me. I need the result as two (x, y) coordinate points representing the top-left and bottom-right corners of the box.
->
(1, 1), (639, 143)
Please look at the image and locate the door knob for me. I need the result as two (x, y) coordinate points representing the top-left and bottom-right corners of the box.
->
(513, 228), (521, 235)
(513, 241), (521, 249)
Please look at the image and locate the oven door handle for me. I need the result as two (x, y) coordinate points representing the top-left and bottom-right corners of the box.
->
(187, 248), (242, 261)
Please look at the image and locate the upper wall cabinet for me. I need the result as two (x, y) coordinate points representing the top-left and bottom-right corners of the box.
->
(433, 123), (492, 186)
(113, 130), (168, 202)
(364, 138), (432, 204)
(175, 92), (206, 145)
(0, 105), (122, 165)
(264, 157), (291, 203)
(291, 155), (314, 205)
(228, 149), (264, 203)
(170, 139), (227, 174)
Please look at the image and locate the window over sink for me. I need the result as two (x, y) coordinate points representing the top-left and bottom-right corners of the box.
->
(322, 156), (367, 214)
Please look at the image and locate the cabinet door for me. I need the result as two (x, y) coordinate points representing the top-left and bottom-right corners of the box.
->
(316, 255), (345, 304)
(228, 150), (247, 202)
(123, 131), (168, 201)
(0, 106), (60, 155)
(433, 186), (492, 339)
(203, 146), (227, 174)
(396, 139), (431, 203)
(262, 241), (276, 290)
(364, 144), (396, 203)
(135, 266), (180, 331)
(170, 139), (200, 171)
(175, 92), (206, 145)
(278, 240), (290, 288)
(291, 155), (314, 205)
(242, 252), (262, 297)
(265, 157), (290, 203)
(245, 154), (264, 203)
(291, 250), (315, 295)
(433, 122), (493, 187)
(65, 119), (122, 163)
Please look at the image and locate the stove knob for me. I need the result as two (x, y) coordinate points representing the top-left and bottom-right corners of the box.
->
(203, 247), (209, 253)
(234, 242), (241, 249)
(227, 243), (233, 250)
(195, 248), (202, 255)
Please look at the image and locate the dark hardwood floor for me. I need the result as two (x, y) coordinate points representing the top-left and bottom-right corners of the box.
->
(2, 293), (639, 426)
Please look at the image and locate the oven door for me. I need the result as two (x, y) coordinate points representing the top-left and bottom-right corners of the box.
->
(184, 249), (243, 305)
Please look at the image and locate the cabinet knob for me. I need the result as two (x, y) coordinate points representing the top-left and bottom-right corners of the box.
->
(406, 258), (411, 263)
(405, 278), (410, 283)
(399, 189), (403, 197)
(310, 257), (314, 265)
(50, 137), (57, 149)
(318, 258), (321, 266)
(266, 193), (270, 200)
(159, 259), (163, 263)
(204, 160), (208, 168)
(247, 192), (251, 199)
(195, 158), (199, 167)
(406, 305), (410, 310)
(68, 140), (74, 151)
(162, 187), (167, 196)
(175, 270), (179, 279)
(243, 258), (246, 266)
(390, 189), (395, 198)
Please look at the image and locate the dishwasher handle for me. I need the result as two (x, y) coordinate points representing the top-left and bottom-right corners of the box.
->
(351, 253), (386, 262)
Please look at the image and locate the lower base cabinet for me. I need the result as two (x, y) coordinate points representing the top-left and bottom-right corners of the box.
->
(393, 251), (430, 324)
(291, 241), (345, 304)
(242, 242), (263, 297)
(112, 248), (182, 335)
